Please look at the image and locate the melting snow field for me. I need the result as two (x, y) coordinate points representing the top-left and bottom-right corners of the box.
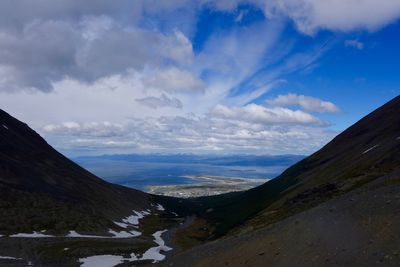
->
(67, 230), (141, 239)
(3, 229), (141, 239)
(10, 231), (54, 238)
(79, 254), (133, 267)
(2, 208), (162, 239)
(108, 229), (141, 238)
(113, 210), (151, 227)
(141, 230), (172, 263)
(78, 229), (172, 267)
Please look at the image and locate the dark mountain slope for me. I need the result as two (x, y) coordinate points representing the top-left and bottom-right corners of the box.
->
(164, 170), (400, 267)
(0, 109), (150, 234)
(185, 95), (400, 237)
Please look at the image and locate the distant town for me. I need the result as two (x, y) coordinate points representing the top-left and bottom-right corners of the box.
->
(147, 175), (270, 198)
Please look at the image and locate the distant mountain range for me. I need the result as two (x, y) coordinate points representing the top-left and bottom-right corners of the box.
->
(74, 154), (305, 167)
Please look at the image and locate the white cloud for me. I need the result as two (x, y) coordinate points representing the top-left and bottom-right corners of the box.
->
(263, 0), (400, 34)
(136, 94), (183, 109)
(141, 67), (204, 94)
(266, 93), (340, 113)
(43, 121), (125, 137)
(0, 0), (355, 156)
(211, 103), (326, 126)
(345, 39), (364, 50)
(40, 114), (336, 156)
(0, 14), (195, 92)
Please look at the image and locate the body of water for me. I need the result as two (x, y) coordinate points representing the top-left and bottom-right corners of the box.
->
(76, 159), (289, 191)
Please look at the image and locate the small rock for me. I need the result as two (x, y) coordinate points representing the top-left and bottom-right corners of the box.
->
(258, 252), (265, 256)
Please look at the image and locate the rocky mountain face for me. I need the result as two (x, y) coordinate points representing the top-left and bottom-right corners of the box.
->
(0, 109), (151, 234)
(163, 96), (400, 266)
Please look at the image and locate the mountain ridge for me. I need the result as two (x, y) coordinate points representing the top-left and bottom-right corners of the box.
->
(164, 95), (400, 251)
(161, 97), (400, 266)
(0, 109), (151, 234)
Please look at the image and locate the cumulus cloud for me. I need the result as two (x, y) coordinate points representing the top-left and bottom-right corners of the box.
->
(211, 103), (326, 126)
(0, 13), (194, 92)
(266, 93), (340, 113)
(136, 94), (183, 109)
(41, 114), (337, 156)
(43, 121), (125, 137)
(263, 0), (400, 34)
(345, 39), (364, 50)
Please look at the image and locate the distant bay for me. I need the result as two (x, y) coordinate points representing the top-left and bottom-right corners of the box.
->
(74, 154), (304, 191)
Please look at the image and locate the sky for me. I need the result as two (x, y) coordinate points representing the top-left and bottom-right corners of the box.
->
(0, 0), (399, 157)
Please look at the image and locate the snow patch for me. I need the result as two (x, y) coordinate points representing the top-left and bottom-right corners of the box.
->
(80, 253), (139, 267)
(362, 145), (379, 154)
(113, 221), (129, 228)
(171, 212), (179, 217)
(108, 229), (141, 238)
(397, 136), (400, 140)
(119, 210), (150, 226)
(10, 231), (54, 238)
(79, 254), (136, 267)
(2, 124), (8, 130)
(141, 230), (172, 263)
(63, 248), (69, 251)
(67, 231), (108, 238)
(0, 255), (21, 260)
(78, 230), (172, 266)
(67, 230), (142, 239)
(155, 203), (165, 211)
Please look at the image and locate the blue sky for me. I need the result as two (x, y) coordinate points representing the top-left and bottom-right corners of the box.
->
(0, 1), (399, 156)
